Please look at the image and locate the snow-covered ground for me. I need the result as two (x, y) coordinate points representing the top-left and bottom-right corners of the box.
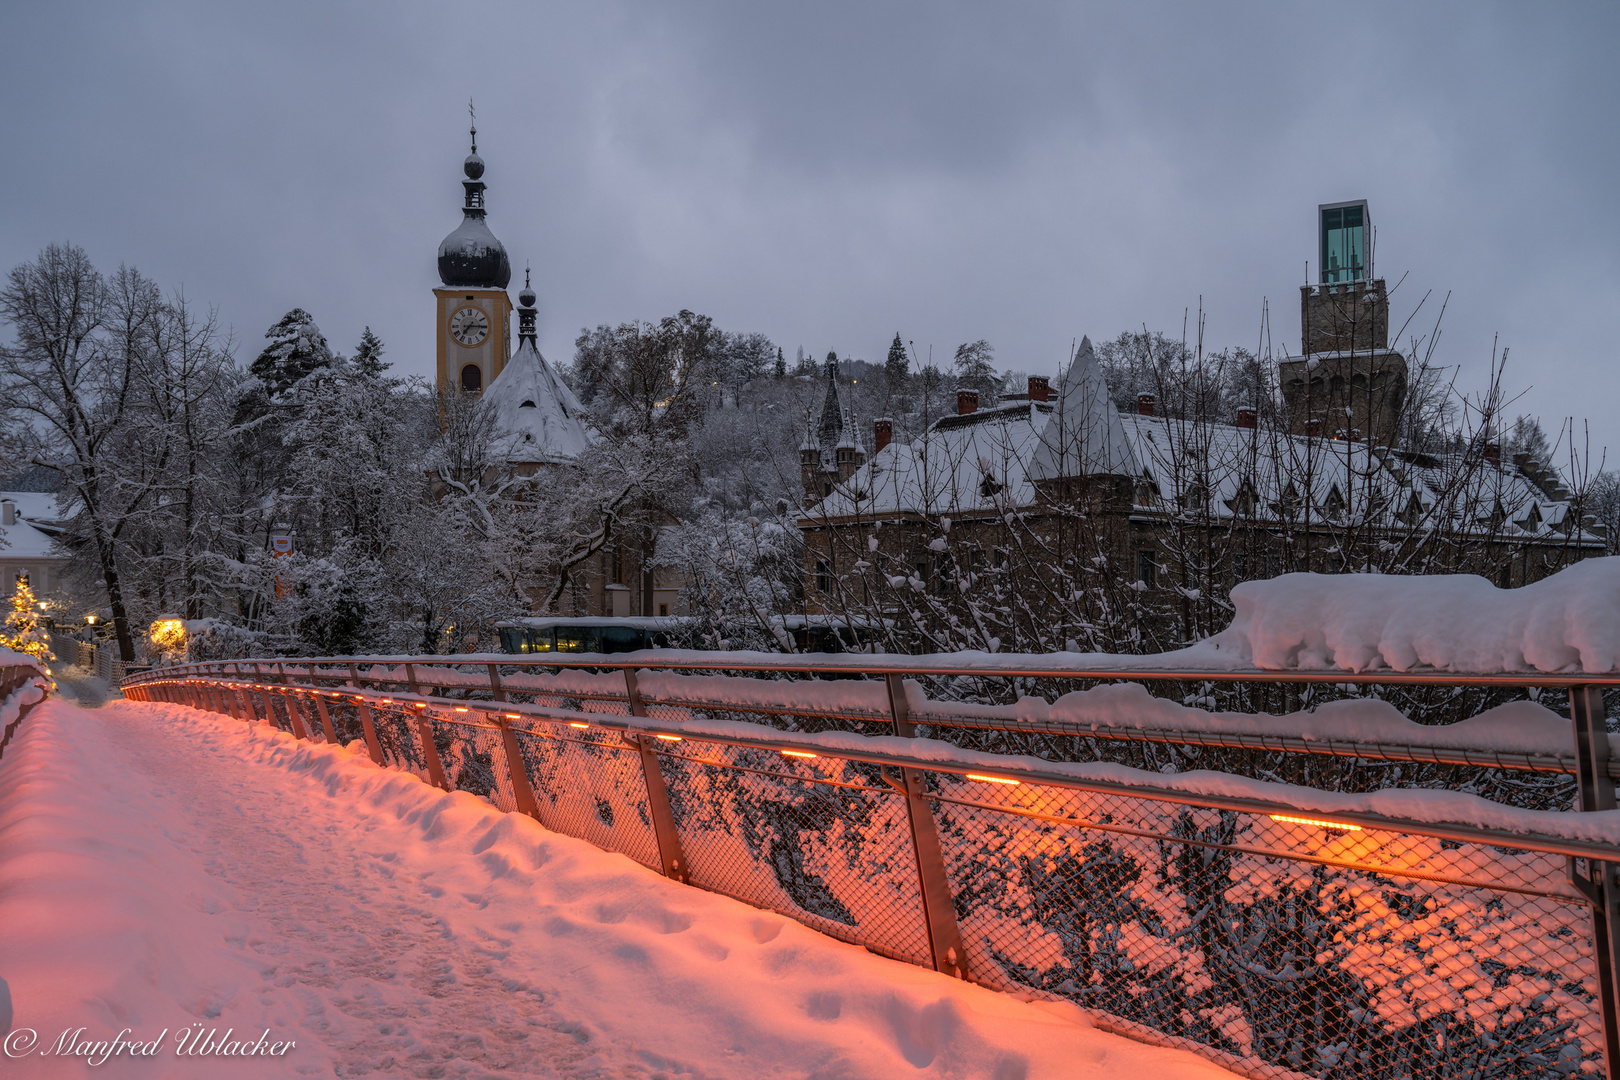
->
(0, 697), (1236, 1079)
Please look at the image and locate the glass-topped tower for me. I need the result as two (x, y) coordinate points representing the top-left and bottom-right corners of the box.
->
(1319, 199), (1370, 284)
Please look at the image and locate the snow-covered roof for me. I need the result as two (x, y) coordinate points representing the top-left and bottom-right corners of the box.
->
(485, 337), (595, 464)
(811, 402), (1053, 518)
(0, 491), (67, 560)
(1028, 336), (1140, 481)
(801, 341), (1600, 544)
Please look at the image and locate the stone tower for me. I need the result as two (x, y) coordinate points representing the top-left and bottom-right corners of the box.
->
(1278, 200), (1408, 446)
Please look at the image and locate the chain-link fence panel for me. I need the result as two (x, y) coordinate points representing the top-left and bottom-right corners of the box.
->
(655, 739), (932, 966)
(427, 716), (517, 812)
(367, 704), (426, 774)
(926, 772), (1601, 1079)
(509, 723), (662, 872)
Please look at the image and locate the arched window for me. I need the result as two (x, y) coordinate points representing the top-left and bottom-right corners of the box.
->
(460, 364), (483, 392)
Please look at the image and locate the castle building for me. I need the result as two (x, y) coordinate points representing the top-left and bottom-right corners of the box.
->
(798, 205), (1603, 639)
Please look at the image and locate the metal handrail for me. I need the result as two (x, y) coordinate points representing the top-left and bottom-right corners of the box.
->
(124, 653), (1620, 779)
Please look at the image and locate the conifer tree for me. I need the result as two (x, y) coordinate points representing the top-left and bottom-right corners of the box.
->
(1, 579), (52, 663)
(885, 333), (909, 383)
(351, 327), (389, 377)
(774, 347), (786, 379)
(250, 308), (334, 395)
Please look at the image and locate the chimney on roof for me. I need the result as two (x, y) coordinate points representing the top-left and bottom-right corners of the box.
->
(1, 500), (12, 527)
(1483, 442), (1501, 466)
(1304, 418), (1323, 438)
(957, 388), (979, 415)
(1235, 407), (1257, 430)
(874, 418), (893, 452)
(1027, 376), (1050, 403)
(1137, 394), (1156, 416)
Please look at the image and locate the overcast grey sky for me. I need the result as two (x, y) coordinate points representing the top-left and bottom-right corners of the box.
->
(3, 3), (1617, 459)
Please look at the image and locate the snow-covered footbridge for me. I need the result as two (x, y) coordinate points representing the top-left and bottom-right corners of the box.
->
(6, 559), (1620, 1080)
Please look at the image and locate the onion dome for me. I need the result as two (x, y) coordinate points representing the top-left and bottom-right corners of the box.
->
(437, 121), (511, 289)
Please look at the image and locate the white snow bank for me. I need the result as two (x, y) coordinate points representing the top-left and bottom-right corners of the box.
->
(1202, 557), (1620, 673)
(919, 681), (1611, 758)
(0, 698), (1235, 1079)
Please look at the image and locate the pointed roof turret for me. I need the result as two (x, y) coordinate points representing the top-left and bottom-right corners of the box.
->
(437, 107), (512, 289)
(483, 270), (593, 464)
(1028, 336), (1140, 481)
(817, 361), (843, 448)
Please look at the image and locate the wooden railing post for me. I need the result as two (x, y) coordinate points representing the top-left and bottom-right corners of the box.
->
(886, 673), (969, 981)
(487, 664), (507, 702)
(1572, 684), (1620, 1079)
(405, 663), (421, 697)
(624, 668), (691, 884)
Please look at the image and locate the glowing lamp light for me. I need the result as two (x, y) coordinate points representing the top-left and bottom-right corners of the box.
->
(781, 750), (818, 759)
(148, 617), (187, 652)
(654, 734), (682, 742)
(504, 713), (522, 720)
(568, 722), (590, 729)
(967, 774), (1021, 786)
(1270, 814), (1363, 832)
(412, 703), (426, 710)
(453, 707), (469, 713)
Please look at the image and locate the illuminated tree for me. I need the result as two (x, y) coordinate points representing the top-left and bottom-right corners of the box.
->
(1, 579), (52, 663)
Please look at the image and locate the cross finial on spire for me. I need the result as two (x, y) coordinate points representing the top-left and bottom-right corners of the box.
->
(468, 98), (477, 153)
(525, 262), (531, 289)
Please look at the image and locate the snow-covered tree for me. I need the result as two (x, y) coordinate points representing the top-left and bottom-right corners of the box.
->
(350, 326), (388, 377)
(248, 309), (333, 396)
(1, 579), (52, 662)
(952, 339), (998, 394)
(886, 333), (909, 385)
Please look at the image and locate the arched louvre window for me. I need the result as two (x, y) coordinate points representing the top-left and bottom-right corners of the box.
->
(461, 364), (483, 392)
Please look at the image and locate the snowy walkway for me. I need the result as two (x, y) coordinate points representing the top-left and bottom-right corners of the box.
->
(0, 698), (1236, 1079)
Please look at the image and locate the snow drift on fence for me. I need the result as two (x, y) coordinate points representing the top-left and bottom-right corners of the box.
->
(1200, 557), (1620, 674)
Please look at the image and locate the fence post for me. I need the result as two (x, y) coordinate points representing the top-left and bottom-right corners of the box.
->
(1572, 684), (1620, 1078)
(405, 663), (421, 697)
(312, 692), (339, 744)
(496, 717), (542, 820)
(487, 664), (507, 702)
(887, 673), (969, 981)
(415, 710), (451, 790)
(624, 668), (691, 884)
(353, 697), (384, 763)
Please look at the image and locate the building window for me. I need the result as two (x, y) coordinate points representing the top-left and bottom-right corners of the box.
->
(1137, 550), (1156, 587)
(815, 559), (831, 594)
(460, 363), (483, 392)
(611, 543), (625, 585)
(1320, 202), (1367, 284)
(658, 602), (669, 617)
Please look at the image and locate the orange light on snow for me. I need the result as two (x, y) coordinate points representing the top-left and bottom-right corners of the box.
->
(1270, 814), (1363, 832)
(967, 774), (1021, 786)
(781, 750), (818, 759)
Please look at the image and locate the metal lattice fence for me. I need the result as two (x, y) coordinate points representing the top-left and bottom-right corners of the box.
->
(124, 660), (1620, 1080)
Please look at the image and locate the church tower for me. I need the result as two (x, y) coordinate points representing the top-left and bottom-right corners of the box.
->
(434, 118), (513, 395)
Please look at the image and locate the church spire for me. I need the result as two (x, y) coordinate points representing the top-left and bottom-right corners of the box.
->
(517, 265), (537, 346)
(437, 109), (511, 290)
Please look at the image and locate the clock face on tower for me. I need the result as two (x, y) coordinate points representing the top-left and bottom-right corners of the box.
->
(449, 305), (490, 347)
